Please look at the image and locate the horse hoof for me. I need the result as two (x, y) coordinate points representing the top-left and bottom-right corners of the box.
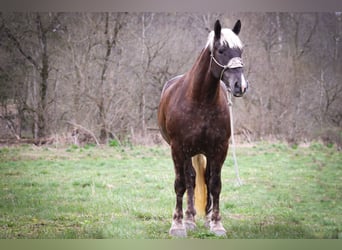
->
(209, 221), (227, 237)
(211, 228), (226, 236)
(169, 222), (187, 237)
(184, 220), (196, 231)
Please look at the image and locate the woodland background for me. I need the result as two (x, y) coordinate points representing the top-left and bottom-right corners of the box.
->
(0, 13), (341, 146)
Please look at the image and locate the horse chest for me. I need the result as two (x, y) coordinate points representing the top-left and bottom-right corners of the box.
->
(168, 104), (230, 148)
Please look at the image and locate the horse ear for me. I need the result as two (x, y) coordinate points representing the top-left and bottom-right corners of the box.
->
(232, 20), (241, 35)
(214, 20), (221, 40)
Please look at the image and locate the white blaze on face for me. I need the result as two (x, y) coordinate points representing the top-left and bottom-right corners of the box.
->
(240, 73), (247, 93)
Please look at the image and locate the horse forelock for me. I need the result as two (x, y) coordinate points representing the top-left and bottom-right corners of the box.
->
(205, 28), (243, 51)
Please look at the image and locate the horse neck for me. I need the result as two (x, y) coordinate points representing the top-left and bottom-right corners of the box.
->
(186, 47), (220, 103)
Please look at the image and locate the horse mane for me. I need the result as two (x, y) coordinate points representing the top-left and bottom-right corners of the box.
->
(205, 28), (243, 51)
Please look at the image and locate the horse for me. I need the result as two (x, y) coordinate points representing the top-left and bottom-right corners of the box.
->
(157, 19), (248, 237)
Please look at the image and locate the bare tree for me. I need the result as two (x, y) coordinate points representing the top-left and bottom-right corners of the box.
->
(1, 12), (64, 139)
(60, 13), (129, 143)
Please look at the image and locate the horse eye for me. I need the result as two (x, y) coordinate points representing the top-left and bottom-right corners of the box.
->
(218, 48), (225, 54)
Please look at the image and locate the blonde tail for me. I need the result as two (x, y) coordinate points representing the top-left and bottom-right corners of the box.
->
(192, 154), (207, 216)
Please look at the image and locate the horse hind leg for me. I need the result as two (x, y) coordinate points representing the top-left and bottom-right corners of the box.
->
(169, 150), (187, 237)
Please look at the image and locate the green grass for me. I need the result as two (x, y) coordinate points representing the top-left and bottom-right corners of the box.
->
(0, 142), (341, 239)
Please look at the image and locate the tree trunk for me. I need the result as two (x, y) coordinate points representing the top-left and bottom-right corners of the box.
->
(98, 13), (123, 143)
(36, 13), (49, 138)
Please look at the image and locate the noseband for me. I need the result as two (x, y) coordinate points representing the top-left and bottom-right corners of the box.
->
(210, 51), (244, 83)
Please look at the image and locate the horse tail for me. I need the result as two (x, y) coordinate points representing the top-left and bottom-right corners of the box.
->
(192, 154), (207, 216)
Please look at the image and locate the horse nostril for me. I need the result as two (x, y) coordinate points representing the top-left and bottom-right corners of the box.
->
(234, 82), (241, 92)
(232, 81), (245, 97)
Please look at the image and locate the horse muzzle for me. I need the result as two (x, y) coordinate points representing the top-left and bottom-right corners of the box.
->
(231, 75), (248, 97)
(233, 81), (248, 97)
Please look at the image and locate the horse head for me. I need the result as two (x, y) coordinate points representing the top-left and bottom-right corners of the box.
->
(207, 20), (248, 97)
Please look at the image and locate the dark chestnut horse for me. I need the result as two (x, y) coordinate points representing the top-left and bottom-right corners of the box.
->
(158, 20), (247, 237)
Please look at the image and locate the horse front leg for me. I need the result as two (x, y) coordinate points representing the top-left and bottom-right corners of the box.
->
(184, 158), (196, 230)
(208, 173), (226, 236)
(169, 148), (187, 237)
(205, 159), (226, 236)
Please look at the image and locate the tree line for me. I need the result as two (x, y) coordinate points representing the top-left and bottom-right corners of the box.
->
(0, 13), (341, 146)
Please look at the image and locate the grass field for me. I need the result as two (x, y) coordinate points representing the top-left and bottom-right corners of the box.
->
(0, 142), (341, 239)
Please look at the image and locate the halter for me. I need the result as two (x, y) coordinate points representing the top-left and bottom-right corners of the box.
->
(210, 51), (244, 85)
